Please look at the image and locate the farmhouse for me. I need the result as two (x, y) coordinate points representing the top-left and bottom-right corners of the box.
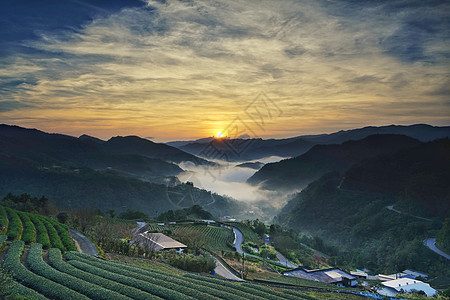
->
(282, 267), (357, 287)
(134, 232), (187, 251)
(378, 278), (437, 297)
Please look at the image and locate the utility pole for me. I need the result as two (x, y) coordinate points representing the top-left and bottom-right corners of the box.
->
(242, 252), (245, 279)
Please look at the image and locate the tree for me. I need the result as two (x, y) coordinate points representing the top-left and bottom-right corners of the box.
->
(106, 209), (116, 218)
(56, 212), (69, 224)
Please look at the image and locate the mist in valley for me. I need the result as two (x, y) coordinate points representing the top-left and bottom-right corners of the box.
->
(177, 156), (299, 221)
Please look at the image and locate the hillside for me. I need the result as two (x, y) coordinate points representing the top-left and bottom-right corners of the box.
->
(341, 138), (450, 218)
(275, 140), (450, 280)
(0, 125), (246, 217)
(248, 134), (420, 190)
(277, 172), (449, 278)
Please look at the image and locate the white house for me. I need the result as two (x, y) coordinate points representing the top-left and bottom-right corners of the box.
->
(378, 278), (437, 297)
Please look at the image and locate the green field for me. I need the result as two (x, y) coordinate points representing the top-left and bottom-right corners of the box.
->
(258, 275), (350, 290)
(1, 238), (320, 299)
(146, 223), (234, 251)
(0, 205), (76, 251)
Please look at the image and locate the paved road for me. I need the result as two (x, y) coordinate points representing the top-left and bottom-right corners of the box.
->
(386, 205), (432, 222)
(424, 238), (450, 260)
(233, 228), (244, 254)
(132, 221), (148, 235)
(213, 257), (244, 281)
(69, 229), (98, 256)
(276, 252), (298, 268)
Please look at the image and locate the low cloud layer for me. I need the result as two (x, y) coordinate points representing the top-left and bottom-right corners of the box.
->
(0, 0), (449, 140)
(177, 156), (296, 218)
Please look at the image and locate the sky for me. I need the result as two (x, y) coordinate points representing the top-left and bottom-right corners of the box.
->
(0, 0), (449, 142)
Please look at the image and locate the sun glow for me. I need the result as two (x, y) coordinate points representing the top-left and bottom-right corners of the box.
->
(216, 131), (223, 138)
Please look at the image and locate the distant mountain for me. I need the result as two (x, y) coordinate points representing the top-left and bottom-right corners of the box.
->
(103, 135), (212, 166)
(299, 124), (450, 144)
(78, 134), (105, 144)
(247, 134), (421, 191)
(0, 125), (185, 181)
(0, 124), (245, 216)
(235, 162), (264, 170)
(178, 137), (314, 161)
(166, 137), (215, 148)
(172, 124), (450, 162)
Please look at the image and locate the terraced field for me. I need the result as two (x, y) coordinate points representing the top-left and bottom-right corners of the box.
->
(146, 223), (234, 251)
(0, 205), (76, 251)
(1, 238), (317, 299)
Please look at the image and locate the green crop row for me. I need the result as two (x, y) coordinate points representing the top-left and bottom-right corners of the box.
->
(42, 219), (65, 251)
(0, 205), (75, 251)
(106, 257), (256, 300)
(66, 251), (224, 300)
(146, 223), (234, 251)
(18, 212), (36, 244)
(48, 248), (156, 300)
(67, 259), (168, 300)
(5, 208), (23, 240)
(65, 252), (190, 300)
(27, 243), (126, 300)
(29, 215), (51, 249)
(183, 273), (288, 300)
(0, 206), (8, 234)
(282, 289), (318, 299)
(5, 280), (48, 300)
(51, 221), (77, 251)
(2, 240), (87, 300)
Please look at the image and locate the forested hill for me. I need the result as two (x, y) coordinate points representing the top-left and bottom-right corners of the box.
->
(247, 134), (421, 191)
(341, 138), (450, 218)
(276, 138), (449, 274)
(0, 124), (245, 217)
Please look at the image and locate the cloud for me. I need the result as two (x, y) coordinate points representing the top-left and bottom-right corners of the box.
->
(0, 0), (449, 140)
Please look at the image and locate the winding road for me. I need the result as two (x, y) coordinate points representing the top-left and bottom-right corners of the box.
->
(424, 238), (450, 260)
(213, 257), (244, 281)
(69, 229), (98, 256)
(385, 205), (432, 222)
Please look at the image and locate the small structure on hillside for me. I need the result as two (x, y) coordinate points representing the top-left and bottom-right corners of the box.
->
(378, 278), (437, 297)
(282, 267), (357, 287)
(134, 232), (187, 251)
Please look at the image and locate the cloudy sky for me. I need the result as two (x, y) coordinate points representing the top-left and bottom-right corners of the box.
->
(1, 0), (449, 141)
